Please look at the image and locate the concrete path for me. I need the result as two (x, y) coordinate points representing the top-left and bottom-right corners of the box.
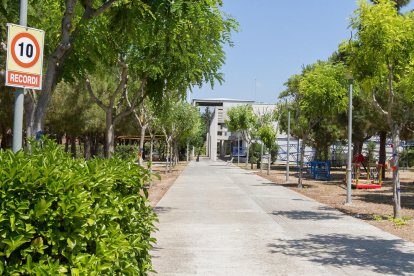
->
(151, 158), (414, 275)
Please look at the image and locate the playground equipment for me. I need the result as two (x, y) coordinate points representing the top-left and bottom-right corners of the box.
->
(350, 154), (383, 189)
(309, 161), (331, 181)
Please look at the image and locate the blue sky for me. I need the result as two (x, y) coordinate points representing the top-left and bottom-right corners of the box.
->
(191, 0), (414, 104)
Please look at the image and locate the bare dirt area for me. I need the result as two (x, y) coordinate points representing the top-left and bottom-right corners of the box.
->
(147, 162), (188, 207)
(241, 164), (414, 243)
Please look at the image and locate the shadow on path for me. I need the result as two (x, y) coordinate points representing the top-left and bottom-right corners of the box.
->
(153, 206), (176, 214)
(268, 234), (414, 275)
(271, 210), (343, 221)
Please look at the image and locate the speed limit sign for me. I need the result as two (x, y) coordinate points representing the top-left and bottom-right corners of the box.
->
(5, 24), (45, 90)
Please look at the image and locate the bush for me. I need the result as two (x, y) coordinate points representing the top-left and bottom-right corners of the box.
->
(0, 139), (157, 275)
(248, 143), (262, 164)
(113, 144), (138, 161)
(400, 148), (414, 167)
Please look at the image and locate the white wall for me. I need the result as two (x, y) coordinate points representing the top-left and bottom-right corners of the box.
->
(209, 107), (219, 161)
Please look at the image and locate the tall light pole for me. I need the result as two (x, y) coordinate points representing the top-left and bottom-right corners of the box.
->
(286, 109), (290, 183)
(346, 76), (353, 204)
(13, 0), (28, 152)
(237, 132), (240, 165)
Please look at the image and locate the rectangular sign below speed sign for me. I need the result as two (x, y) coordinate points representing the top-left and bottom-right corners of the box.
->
(5, 23), (45, 90)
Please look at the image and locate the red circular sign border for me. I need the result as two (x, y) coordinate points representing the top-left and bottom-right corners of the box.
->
(11, 32), (41, 68)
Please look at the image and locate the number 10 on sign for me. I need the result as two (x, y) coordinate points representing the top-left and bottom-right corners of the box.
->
(5, 24), (45, 90)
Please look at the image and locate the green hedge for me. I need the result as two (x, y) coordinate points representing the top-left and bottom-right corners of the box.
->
(0, 140), (157, 275)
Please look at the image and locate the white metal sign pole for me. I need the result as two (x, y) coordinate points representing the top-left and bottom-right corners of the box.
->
(12, 0), (28, 152)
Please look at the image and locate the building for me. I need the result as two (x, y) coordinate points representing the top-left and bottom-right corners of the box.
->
(192, 98), (283, 161)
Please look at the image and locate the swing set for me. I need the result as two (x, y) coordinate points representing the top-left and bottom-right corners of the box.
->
(350, 154), (383, 189)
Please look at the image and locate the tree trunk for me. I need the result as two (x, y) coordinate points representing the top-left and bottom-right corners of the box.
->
(56, 133), (63, 145)
(260, 143), (264, 173)
(172, 141), (176, 165)
(105, 112), (115, 158)
(24, 92), (36, 143)
(379, 131), (387, 179)
(175, 141), (179, 164)
(170, 143), (174, 168)
(186, 142), (189, 162)
(353, 140), (363, 156)
(70, 136), (77, 158)
(149, 138), (154, 172)
(165, 141), (170, 173)
(386, 65), (401, 219)
(90, 134), (97, 157)
(298, 135), (307, 189)
(139, 126), (146, 166)
(65, 136), (69, 152)
(267, 153), (271, 175)
(84, 135), (91, 160)
(176, 141), (179, 164)
(324, 145), (329, 161)
(1, 128), (11, 149)
(245, 142), (250, 167)
(391, 124), (401, 218)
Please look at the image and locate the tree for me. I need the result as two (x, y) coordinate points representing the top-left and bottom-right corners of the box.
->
(254, 107), (278, 170)
(85, 62), (145, 158)
(130, 98), (155, 166)
(153, 98), (202, 171)
(76, 0), (236, 158)
(4, 0), (141, 137)
(370, 0), (411, 10)
(225, 105), (258, 166)
(346, 0), (414, 218)
(280, 62), (349, 188)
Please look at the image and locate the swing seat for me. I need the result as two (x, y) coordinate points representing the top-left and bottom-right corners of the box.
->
(356, 183), (382, 189)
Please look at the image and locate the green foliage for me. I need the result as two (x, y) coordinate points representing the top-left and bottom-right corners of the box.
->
(345, 0), (414, 127)
(0, 139), (156, 274)
(225, 105), (258, 151)
(387, 215), (411, 227)
(270, 145), (279, 164)
(366, 141), (377, 164)
(400, 148), (414, 167)
(46, 81), (106, 136)
(373, 214), (383, 221)
(299, 62), (348, 118)
(370, 0), (411, 10)
(226, 105), (257, 134)
(113, 145), (139, 161)
(257, 125), (277, 150)
(248, 143), (262, 164)
(279, 62), (349, 153)
(154, 100), (203, 144)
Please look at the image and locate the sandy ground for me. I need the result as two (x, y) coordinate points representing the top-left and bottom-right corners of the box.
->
(250, 164), (414, 243)
(148, 162), (188, 207)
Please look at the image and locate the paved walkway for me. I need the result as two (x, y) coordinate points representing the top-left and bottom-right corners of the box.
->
(151, 158), (414, 275)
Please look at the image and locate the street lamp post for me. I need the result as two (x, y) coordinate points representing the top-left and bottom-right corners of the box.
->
(237, 132), (240, 165)
(346, 77), (353, 204)
(286, 109), (290, 183)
